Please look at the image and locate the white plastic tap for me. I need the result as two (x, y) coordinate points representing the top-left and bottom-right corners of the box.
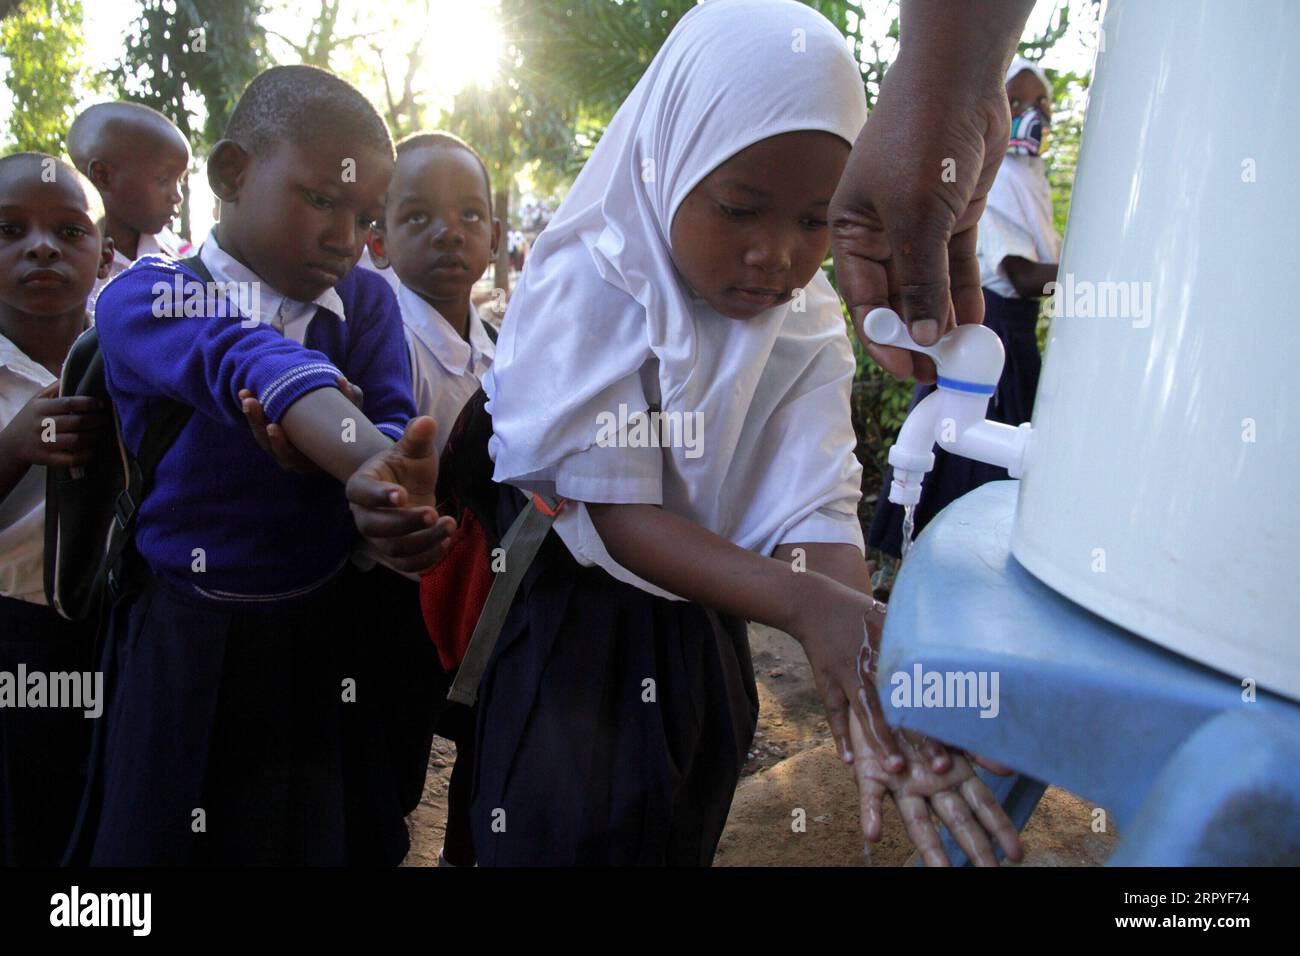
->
(865, 308), (1033, 506)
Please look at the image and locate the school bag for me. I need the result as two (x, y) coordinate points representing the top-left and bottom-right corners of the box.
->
(418, 386), (565, 705)
(42, 256), (209, 621)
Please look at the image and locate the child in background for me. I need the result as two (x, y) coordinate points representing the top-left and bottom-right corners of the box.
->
(868, 57), (1060, 557)
(411, 0), (1020, 866)
(0, 153), (112, 865)
(362, 130), (500, 867)
(67, 66), (455, 866)
(368, 132), (499, 455)
(67, 102), (193, 306)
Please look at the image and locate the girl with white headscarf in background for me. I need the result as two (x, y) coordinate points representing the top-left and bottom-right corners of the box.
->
(471, 0), (1021, 866)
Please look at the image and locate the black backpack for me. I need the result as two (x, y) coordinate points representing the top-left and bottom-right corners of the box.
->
(42, 256), (207, 621)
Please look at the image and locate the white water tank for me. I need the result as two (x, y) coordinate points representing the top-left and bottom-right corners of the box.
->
(1012, 0), (1299, 700)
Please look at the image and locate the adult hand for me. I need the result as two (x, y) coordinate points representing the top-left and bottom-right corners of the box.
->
(830, 0), (1033, 383)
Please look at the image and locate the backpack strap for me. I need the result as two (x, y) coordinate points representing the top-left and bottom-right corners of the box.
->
(447, 491), (566, 706)
(104, 254), (210, 596)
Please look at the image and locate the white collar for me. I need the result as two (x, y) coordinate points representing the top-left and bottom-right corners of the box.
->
(110, 231), (176, 273)
(398, 283), (494, 376)
(0, 328), (61, 388)
(198, 229), (346, 327)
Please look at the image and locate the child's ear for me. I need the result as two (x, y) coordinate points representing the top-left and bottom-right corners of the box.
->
(86, 158), (112, 193)
(490, 218), (503, 258)
(97, 235), (115, 279)
(207, 140), (250, 203)
(366, 227), (390, 269)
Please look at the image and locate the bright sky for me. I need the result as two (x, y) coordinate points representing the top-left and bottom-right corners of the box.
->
(2, 0), (1102, 240)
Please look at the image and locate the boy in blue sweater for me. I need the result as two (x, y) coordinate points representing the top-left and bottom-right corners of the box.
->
(69, 66), (455, 866)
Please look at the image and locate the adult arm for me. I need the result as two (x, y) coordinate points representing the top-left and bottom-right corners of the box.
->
(830, 0), (1035, 382)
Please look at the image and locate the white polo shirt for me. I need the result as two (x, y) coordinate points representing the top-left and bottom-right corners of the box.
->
(976, 154), (1061, 298)
(399, 284), (494, 454)
(0, 331), (61, 604)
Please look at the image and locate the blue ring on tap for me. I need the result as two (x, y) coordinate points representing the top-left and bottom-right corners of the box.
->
(936, 376), (997, 395)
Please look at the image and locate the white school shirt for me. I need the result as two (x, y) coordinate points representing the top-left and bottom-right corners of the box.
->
(89, 226), (194, 312)
(356, 247), (402, 294)
(976, 154), (1062, 298)
(197, 230), (347, 342)
(0, 331), (62, 604)
(399, 284), (494, 455)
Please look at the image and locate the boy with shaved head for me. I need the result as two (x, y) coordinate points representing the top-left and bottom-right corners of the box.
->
(0, 152), (113, 864)
(67, 101), (193, 303)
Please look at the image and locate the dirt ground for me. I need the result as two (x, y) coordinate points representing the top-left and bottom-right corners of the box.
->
(402, 624), (1117, 867)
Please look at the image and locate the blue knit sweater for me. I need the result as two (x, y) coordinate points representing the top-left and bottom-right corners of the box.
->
(95, 256), (415, 603)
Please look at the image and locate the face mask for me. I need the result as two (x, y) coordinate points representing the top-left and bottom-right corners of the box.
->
(1008, 107), (1047, 157)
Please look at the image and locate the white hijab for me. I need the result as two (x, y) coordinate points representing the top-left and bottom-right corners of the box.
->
(484, 0), (868, 592)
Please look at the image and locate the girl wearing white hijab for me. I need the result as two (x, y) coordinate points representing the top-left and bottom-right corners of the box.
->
(471, 0), (1020, 866)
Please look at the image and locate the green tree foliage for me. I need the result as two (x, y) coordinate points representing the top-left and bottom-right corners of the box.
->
(110, 0), (269, 150)
(108, 0), (269, 233)
(0, 0), (87, 154)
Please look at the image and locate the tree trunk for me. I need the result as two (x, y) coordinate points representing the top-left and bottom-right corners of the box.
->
(493, 184), (510, 296)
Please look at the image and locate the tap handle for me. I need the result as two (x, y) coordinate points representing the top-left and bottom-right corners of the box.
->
(863, 308), (939, 358)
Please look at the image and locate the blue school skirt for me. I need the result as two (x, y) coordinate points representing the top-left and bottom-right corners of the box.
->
(64, 560), (410, 866)
(868, 288), (1042, 558)
(470, 487), (759, 866)
(353, 563), (468, 816)
(0, 595), (97, 866)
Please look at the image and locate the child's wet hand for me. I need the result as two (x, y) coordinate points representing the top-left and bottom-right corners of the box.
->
(848, 713), (1024, 866)
(346, 416), (457, 573)
(792, 583), (905, 774)
(0, 383), (107, 467)
(239, 389), (318, 473)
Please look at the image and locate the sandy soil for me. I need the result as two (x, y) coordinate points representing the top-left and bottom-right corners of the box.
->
(402, 624), (1117, 867)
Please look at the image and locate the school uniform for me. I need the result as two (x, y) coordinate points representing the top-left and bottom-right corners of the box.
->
(88, 226), (192, 312)
(403, 286), (494, 456)
(357, 286), (495, 816)
(473, 0), (868, 865)
(66, 232), (416, 865)
(0, 330), (98, 866)
(355, 246), (402, 295)
(868, 147), (1062, 557)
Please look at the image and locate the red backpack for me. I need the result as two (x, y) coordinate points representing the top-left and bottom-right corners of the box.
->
(419, 388), (565, 705)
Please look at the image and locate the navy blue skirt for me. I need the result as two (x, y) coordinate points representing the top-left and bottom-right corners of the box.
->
(0, 595), (97, 866)
(352, 563), (465, 816)
(869, 288), (1042, 558)
(470, 488), (759, 866)
(65, 562), (409, 866)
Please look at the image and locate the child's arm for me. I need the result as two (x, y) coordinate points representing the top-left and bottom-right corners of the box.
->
(771, 541), (952, 768)
(94, 265), (451, 570)
(1001, 255), (1058, 298)
(591, 510), (1021, 862)
(586, 502), (904, 771)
